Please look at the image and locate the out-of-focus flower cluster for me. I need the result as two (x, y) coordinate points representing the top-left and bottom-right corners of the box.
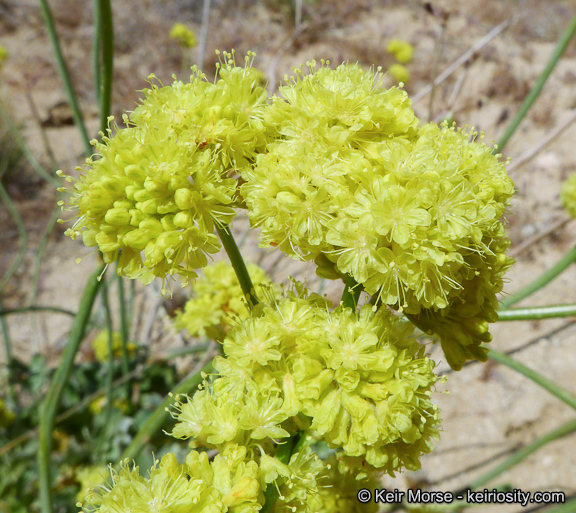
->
(91, 329), (138, 363)
(61, 51), (268, 292)
(386, 38), (414, 84)
(170, 23), (197, 48)
(175, 260), (281, 340)
(561, 172), (576, 218)
(242, 61), (514, 370)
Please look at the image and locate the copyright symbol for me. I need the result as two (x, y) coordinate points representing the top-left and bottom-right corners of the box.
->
(357, 489), (371, 503)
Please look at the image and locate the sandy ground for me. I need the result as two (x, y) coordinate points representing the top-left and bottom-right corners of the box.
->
(1, 0), (576, 511)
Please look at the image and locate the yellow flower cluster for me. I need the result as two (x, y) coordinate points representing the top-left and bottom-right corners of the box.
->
(561, 172), (576, 218)
(61, 52), (268, 292)
(170, 23), (197, 48)
(171, 288), (440, 477)
(241, 61), (514, 370)
(175, 260), (281, 340)
(91, 330), (137, 363)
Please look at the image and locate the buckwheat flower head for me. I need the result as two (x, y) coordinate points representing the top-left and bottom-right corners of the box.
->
(170, 285), (440, 476)
(561, 172), (576, 218)
(170, 22), (197, 48)
(61, 52), (268, 291)
(175, 260), (281, 339)
(91, 329), (137, 362)
(75, 465), (109, 505)
(386, 39), (414, 64)
(241, 59), (513, 370)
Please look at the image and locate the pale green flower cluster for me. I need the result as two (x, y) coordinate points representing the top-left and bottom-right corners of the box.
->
(171, 290), (440, 477)
(170, 23), (197, 48)
(62, 52), (267, 291)
(561, 172), (576, 218)
(241, 61), (514, 370)
(175, 260), (281, 340)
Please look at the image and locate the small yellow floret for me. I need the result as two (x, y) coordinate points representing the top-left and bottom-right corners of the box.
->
(170, 22), (197, 48)
(388, 63), (410, 84)
(387, 38), (414, 63)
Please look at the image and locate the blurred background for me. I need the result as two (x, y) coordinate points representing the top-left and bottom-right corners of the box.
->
(1, 1), (576, 511)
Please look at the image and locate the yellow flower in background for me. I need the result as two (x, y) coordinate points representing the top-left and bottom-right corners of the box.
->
(0, 45), (7, 72)
(170, 22), (197, 48)
(91, 330), (137, 362)
(75, 465), (110, 505)
(389, 63), (410, 84)
(0, 399), (15, 428)
(387, 38), (414, 64)
(561, 173), (576, 218)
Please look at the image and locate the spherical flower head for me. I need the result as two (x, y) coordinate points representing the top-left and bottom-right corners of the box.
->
(170, 23), (197, 48)
(387, 38), (414, 64)
(561, 172), (576, 218)
(91, 329), (137, 362)
(241, 60), (419, 260)
(175, 260), (281, 340)
(171, 285), (441, 476)
(388, 63), (410, 84)
(61, 51), (269, 292)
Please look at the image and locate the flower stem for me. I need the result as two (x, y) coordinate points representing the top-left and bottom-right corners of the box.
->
(121, 360), (214, 461)
(464, 417), (576, 490)
(216, 224), (259, 307)
(38, 0), (92, 157)
(341, 274), (363, 310)
(497, 303), (576, 321)
(261, 432), (303, 513)
(95, 0), (114, 133)
(500, 244), (576, 309)
(495, 13), (576, 154)
(488, 349), (576, 411)
(38, 264), (105, 513)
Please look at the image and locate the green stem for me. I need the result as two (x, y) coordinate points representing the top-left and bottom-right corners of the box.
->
(216, 224), (258, 307)
(341, 275), (363, 310)
(38, 0), (92, 157)
(261, 432), (302, 513)
(92, 0), (101, 109)
(488, 349), (576, 411)
(0, 305), (78, 317)
(121, 361), (213, 460)
(38, 264), (105, 513)
(94, 276), (115, 461)
(0, 104), (59, 186)
(117, 274), (133, 413)
(500, 245), (576, 309)
(96, 0), (114, 133)
(544, 497), (576, 513)
(495, 13), (576, 154)
(497, 303), (576, 321)
(466, 417), (576, 490)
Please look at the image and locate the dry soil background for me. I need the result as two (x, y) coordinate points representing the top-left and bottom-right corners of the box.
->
(1, 0), (576, 511)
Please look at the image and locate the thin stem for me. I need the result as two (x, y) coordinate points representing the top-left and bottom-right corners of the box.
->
(121, 360), (214, 460)
(196, 0), (211, 70)
(465, 417), (576, 490)
(261, 432), (302, 513)
(497, 303), (576, 321)
(488, 349), (576, 411)
(216, 224), (258, 307)
(0, 305), (78, 318)
(500, 244), (576, 309)
(341, 274), (363, 310)
(38, 264), (105, 513)
(94, 278), (115, 460)
(117, 274), (133, 413)
(0, 103), (59, 186)
(92, 0), (101, 109)
(96, 0), (114, 133)
(495, 13), (576, 154)
(38, 0), (92, 157)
